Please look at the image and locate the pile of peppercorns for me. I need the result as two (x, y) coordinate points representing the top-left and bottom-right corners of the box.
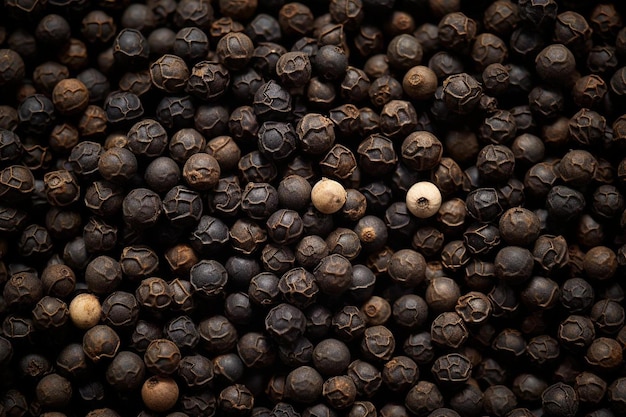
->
(2, 0), (626, 416)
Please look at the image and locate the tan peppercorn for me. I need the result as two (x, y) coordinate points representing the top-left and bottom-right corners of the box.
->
(402, 66), (438, 100)
(141, 376), (179, 412)
(406, 181), (442, 218)
(69, 293), (102, 329)
(361, 296), (392, 325)
(311, 178), (347, 214)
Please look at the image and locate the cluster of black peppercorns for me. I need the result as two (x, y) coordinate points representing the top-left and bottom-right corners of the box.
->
(2, 0), (626, 416)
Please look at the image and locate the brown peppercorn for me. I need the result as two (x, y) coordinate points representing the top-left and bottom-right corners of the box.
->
(438, 12), (477, 52)
(41, 264), (76, 298)
(426, 277), (461, 313)
(82, 324), (120, 362)
(44, 170), (80, 207)
(584, 246), (617, 280)
(403, 66), (438, 100)
(585, 337), (623, 371)
(141, 376), (179, 412)
(144, 339), (182, 375)
(442, 73), (483, 115)
(323, 375), (357, 410)
(150, 54), (189, 93)
(52, 78), (89, 116)
(36, 374), (72, 408)
(401, 132), (443, 172)
(361, 296), (392, 326)
(183, 153), (221, 191)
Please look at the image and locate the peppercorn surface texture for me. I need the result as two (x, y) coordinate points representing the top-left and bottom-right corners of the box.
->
(2, 0), (626, 416)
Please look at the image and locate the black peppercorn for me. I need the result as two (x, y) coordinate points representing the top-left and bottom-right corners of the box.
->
(106, 351), (145, 391)
(322, 375), (357, 410)
(36, 373), (73, 408)
(278, 267), (318, 308)
(405, 381), (444, 416)
(0, 49), (25, 86)
(101, 291), (139, 328)
(438, 12), (477, 51)
(257, 121), (297, 163)
(369, 75), (402, 107)
(431, 353), (472, 387)
(136, 277), (172, 311)
(265, 303), (306, 345)
(455, 291), (492, 324)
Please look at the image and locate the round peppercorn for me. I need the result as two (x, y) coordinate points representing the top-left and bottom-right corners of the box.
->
(381, 356), (418, 393)
(36, 373), (72, 408)
(498, 208), (541, 246)
(44, 170), (80, 207)
(388, 249), (426, 288)
(314, 254), (352, 296)
(402, 132), (443, 172)
(558, 150), (597, 188)
(83, 324), (121, 362)
(312, 338), (350, 377)
(323, 375), (357, 410)
(276, 51), (311, 88)
(353, 215), (387, 253)
(284, 366), (323, 404)
(542, 383), (579, 417)
(584, 246), (617, 281)
(41, 264), (76, 298)
(403, 66), (438, 100)
(190, 260), (228, 298)
(558, 315), (595, 350)
(52, 78), (90, 116)
(590, 299), (625, 334)
(0, 49), (25, 86)
(311, 178), (347, 214)
(18, 94), (56, 135)
(406, 181), (442, 218)
(142, 376), (179, 413)
(278, 267), (318, 308)
(136, 277), (173, 311)
(98, 147), (138, 184)
(546, 185), (586, 222)
(494, 246), (534, 285)
(144, 339), (181, 375)
(346, 359), (382, 399)
(183, 153), (221, 191)
(32, 296), (69, 329)
(69, 293), (102, 329)
(482, 63), (510, 95)
(477, 145), (515, 184)
(217, 32), (255, 71)
(405, 381), (444, 416)
(586, 337), (623, 371)
(314, 45), (348, 81)
(483, 385), (517, 417)
(442, 73), (483, 115)
(360, 325), (395, 362)
(535, 44), (576, 84)
(393, 294), (428, 329)
(241, 183), (279, 220)
(426, 277), (461, 313)
(455, 291), (492, 324)
(431, 353), (472, 387)
(265, 303), (306, 345)
(101, 290), (139, 329)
